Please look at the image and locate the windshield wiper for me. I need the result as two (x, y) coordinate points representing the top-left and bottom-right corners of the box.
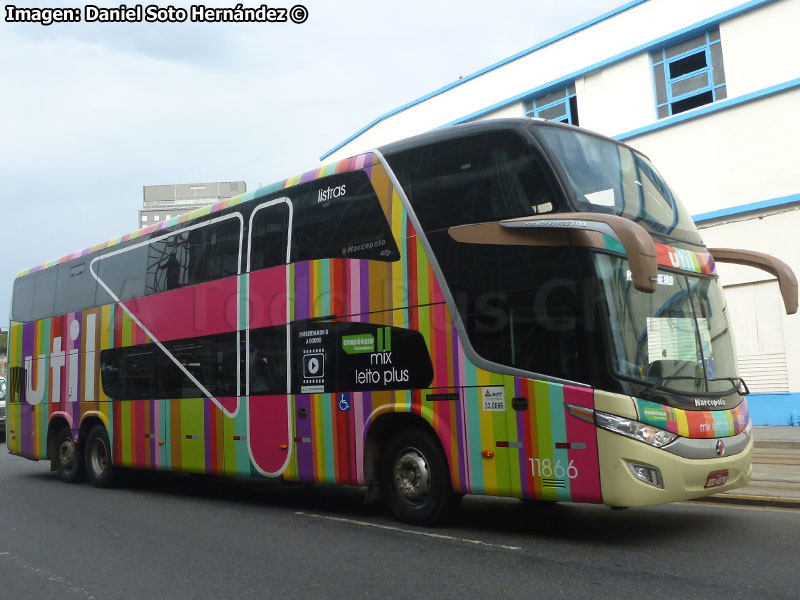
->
(710, 377), (750, 395)
(645, 375), (748, 397)
(645, 376), (700, 396)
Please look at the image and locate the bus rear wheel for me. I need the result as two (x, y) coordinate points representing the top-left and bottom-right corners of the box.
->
(381, 428), (456, 526)
(84, 424), (116, 488)
(54, 427), (83, 483)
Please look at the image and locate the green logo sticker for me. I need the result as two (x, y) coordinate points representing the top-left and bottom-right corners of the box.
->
(643, 407), (668, 422)
(342, 334), (375, 354)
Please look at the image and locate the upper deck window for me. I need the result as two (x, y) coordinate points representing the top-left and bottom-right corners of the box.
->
(651, 29), (726, 118)
(385, 130), (559, 233)
(535, 126), (702, 245)
(290, 170), (399, 263)
(524, 84), (579, 126)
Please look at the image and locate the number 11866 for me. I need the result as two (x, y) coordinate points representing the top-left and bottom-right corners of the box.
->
(529, 458), (578, 479)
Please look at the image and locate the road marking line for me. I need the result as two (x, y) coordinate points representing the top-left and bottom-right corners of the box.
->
(0, 551), (97, 599)
(295, 512), (522, 551)
(676, 501), (799, 514)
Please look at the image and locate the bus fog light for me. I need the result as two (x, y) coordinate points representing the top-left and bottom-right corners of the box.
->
(627, 462), (664, 488)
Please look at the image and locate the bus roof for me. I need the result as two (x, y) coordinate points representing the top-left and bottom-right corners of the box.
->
(16, 152), (377, 278)
(18, 119), (639, 278)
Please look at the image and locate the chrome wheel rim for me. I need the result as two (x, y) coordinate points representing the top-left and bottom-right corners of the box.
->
(58, 439), (76, 471)
(393, 447), (431, 504)
(89, 438), (108, 476)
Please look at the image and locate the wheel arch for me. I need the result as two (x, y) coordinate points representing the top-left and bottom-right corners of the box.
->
(79, 412), (109, 445)
(363, 410), (452, 488)
(46, 414), (72, 461)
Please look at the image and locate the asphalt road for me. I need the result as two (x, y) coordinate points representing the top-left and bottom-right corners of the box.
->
(1, 450), (798, 600)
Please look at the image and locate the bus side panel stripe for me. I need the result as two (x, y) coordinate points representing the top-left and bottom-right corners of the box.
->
(294, 394), (314, 482)
(533, 381), (555, 501)
(170, 398), (181, 470)
(235, 399), (250, 475)
(454, 332), (470, 494)
(312, 394), (323, 481)
(204, 397), (213, 473)
(135, 398), (146, 467)
(515, 378), (531, 498)
(37, 319), (51, 457)
(294, 262), (310, 322)
(322, 394), (335, 483)
(7, 322), (22, 455)
(151, 399), (160, 469)
(122, 401), (133, 466)
(564, 386), (602, 503)
(159, 399), (168, 469)
(359, 259), (370, 314)
(20, 321), (36, 458)
(546, 385), (571, 502)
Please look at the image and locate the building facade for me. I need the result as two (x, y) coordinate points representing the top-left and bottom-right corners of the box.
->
(323, 0), (800, 425)
(140, 180), (246, 228)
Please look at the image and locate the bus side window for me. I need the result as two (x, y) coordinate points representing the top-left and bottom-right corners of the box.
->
(97, 244), (148, 303)
(250, 202), (289, 271)
(146, 217), (241, 294)
(30, 267), (57, 322)
(157, 333), (238, 398)
(248, 326), (287, 394)
(386, 130), (558, 232)
(100, 332), (238, 400)
(11, 276), (35, 323)
(55, 262), (98, 316)
(291, 171), (399, 263)
(8, 367), (26, 403)
(205, 220), (241, 280)
(99, 346), (154, 400)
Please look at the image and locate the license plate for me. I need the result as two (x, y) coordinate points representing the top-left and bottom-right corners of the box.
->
(705, 469), (729, 489)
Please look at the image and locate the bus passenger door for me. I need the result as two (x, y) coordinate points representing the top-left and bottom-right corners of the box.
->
(245, 199), (293, 476)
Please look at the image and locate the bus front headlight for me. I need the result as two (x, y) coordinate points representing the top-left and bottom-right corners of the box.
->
(595, 411), (678, 448)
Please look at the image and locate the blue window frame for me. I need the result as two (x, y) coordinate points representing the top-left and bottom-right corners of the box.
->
(651, 29), (726, 118)
(525, 84), (579, 126)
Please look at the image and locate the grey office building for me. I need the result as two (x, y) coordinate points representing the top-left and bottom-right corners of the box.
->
(139, 181), (246, 227)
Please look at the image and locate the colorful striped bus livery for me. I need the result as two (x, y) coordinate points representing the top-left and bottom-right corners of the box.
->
(8, 120), (771, 525)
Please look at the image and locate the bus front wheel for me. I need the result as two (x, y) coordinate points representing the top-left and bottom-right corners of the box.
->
(54, 427), (83, 483)
(381, 428), (456, 526)
(84, 424), (116, 488)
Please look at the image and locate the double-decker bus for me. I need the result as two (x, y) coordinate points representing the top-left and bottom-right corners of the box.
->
(6, 119), (797, 525)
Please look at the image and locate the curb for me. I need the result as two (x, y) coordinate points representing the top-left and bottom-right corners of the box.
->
(691, 493), (800, 510)
(754, 441), (800, 450)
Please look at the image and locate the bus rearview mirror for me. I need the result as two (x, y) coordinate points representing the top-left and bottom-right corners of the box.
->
(708, 248), (798, 315)
(448, 212), (658, 293)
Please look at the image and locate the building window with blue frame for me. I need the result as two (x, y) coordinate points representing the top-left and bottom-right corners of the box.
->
(651, 29), (726, 118)
(524, 84), (579, 126)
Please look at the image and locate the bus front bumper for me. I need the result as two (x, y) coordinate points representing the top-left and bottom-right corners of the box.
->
(597, 428), (753, 507)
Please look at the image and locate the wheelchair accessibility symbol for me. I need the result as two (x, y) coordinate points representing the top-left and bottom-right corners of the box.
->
(338, 393), (352, 412)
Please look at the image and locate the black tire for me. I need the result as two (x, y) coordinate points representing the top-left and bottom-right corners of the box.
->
(381, 428), (457, 526)
(84, 424), (116, 488)
(54, 427), (84, 483)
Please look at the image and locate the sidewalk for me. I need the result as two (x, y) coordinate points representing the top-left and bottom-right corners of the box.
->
(704, 426), (800, 508)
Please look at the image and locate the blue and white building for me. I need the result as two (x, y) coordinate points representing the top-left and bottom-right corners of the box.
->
(323, 0), (800, 425)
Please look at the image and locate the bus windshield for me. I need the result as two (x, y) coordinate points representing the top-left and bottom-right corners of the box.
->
(594, 253), (739, 395)
(536, 126), (702, 245)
